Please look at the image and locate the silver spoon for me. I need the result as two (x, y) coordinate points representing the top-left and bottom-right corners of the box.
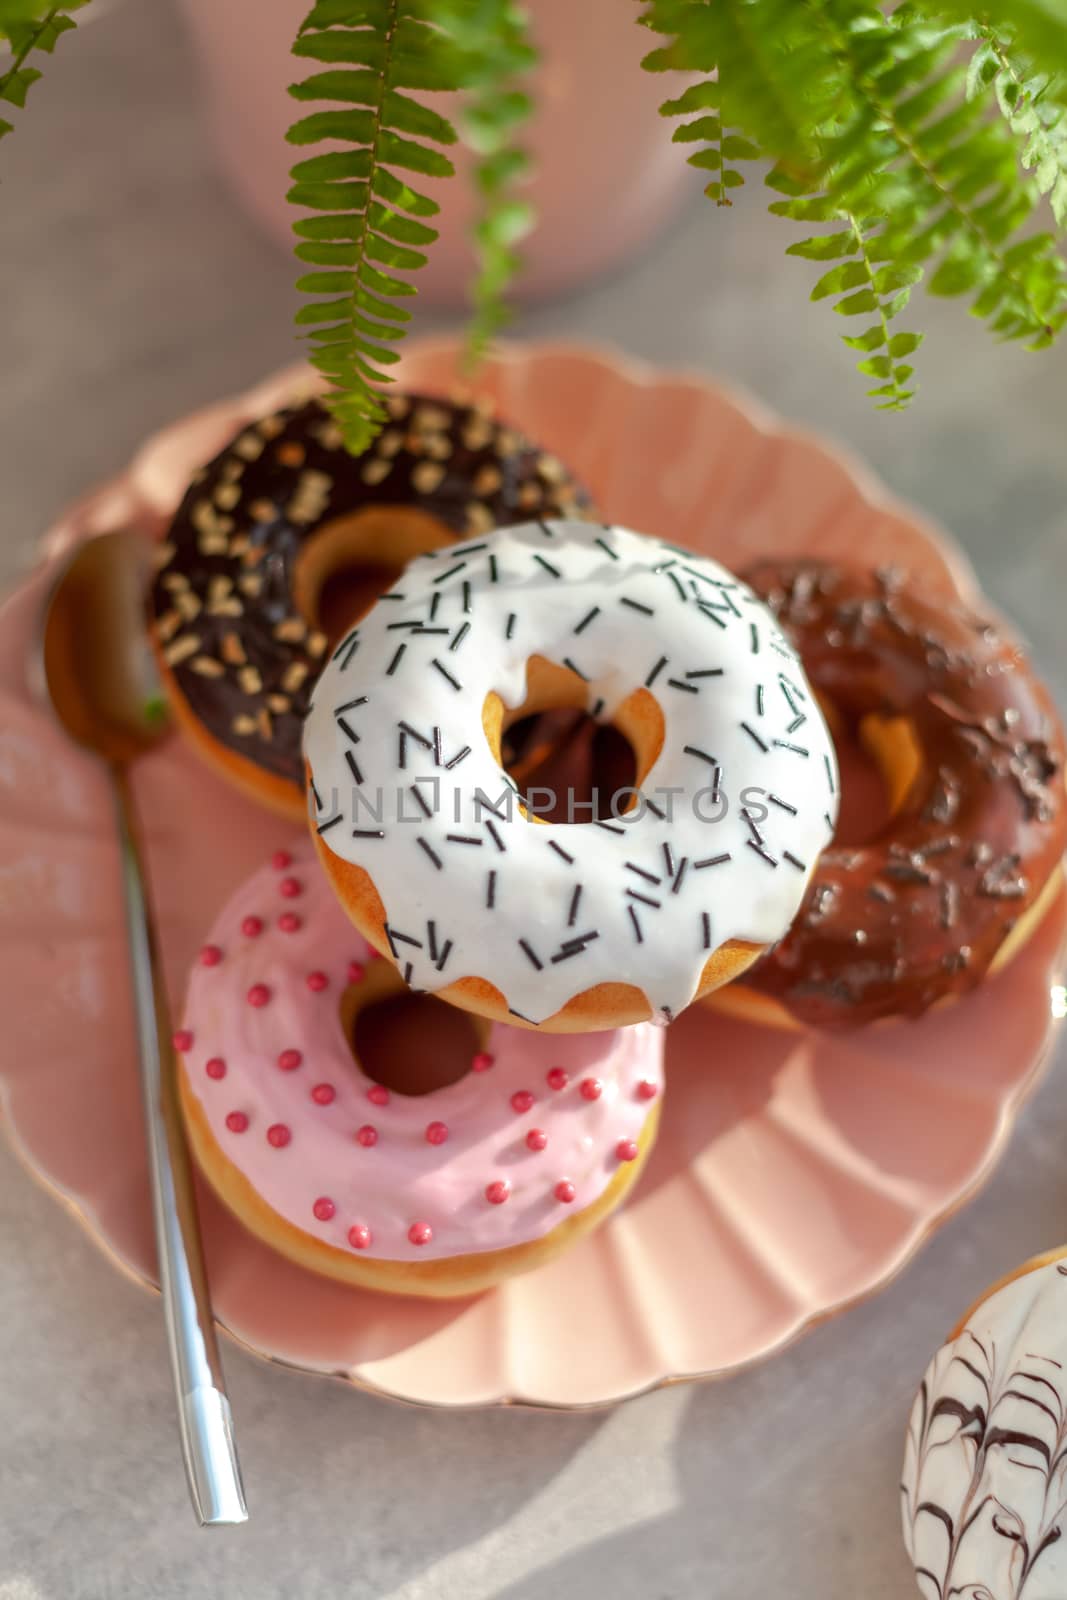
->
(32, 529), (247, 1527)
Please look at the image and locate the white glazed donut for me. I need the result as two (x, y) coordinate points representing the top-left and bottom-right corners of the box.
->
(902, 1250), (1067, 1599)
(176, 845), (664, 1296)
(303, 520), (839, 1030)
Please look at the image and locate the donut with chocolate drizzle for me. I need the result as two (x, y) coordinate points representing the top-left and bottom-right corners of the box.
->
(735, 560), (1066, 1026)
(150, 393), (590, 818)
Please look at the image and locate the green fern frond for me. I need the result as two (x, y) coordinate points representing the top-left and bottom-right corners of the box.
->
(964, 24), (1067, 227)
(639, 0), (839, 197)
(0, 1), (88, 142)
(645, 0), (1067, 407)
(916, 0), (1067, 78)
(435, 1), (537, 365)
(287, 0), (463, 453)
(807, 5), (1067, 350)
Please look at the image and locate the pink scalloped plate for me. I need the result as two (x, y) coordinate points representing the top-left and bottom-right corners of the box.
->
(4, 340), (1065, 1410)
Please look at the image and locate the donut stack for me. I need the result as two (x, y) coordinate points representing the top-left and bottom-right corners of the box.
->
(154, 394), (1066, 1298)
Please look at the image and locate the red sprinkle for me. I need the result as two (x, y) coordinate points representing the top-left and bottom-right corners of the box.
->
(278, 912), (301, 934)
(279, 877), (302, 899)
(172, 1029), (193, 1053)
(277, 1048), (302, 1072)
(356, 1124), (378, 1148)
(198, 945), (222, 967)
(247, 983), (271, 1008)
(225, 1111), (248, 1134)
(348, 1224), (371, 1250)
(241, 916), (263, 938)
(408, 1221), (433, 1246)
(313, 1197), (335, 1222)
(579, 1077), (602, 1102)
(526, 1128), (548, 1152)
(472, 1052), (494, 1073)
(347, 960), (366, 984)
(425, 1121), (449, 1145)
(272, 850), (292, 871)
(306, 970), (329, 992)
(266, 1123), (291, 1148)
(486, 1179), (511, 1205)
(205, 1057), (226, 1081)
(510, 1090), (535, 1115)
(546, 1067), (569, 1091)
(616, 1138), (639, 1162)
(554, 1180), (576, 1204)
(367, 1085), (390, 1107)
(311, 1083), (336, 1106)
(636, 1080), (659, 1101)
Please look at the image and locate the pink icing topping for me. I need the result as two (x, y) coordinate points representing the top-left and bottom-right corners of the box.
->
(180, 847), (664, 1262)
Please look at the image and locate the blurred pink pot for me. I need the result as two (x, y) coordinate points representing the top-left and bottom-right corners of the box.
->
(176, 0), (694, 304)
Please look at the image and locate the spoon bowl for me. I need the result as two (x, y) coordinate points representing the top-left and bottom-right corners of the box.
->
(36, 529), (169, 765)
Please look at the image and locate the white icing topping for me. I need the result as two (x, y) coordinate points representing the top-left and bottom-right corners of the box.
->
(902, 1258), (1067, 1599)
(303, 521), (839, 1024)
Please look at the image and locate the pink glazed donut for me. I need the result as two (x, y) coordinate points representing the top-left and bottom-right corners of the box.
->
(177, 846), (664, 1297)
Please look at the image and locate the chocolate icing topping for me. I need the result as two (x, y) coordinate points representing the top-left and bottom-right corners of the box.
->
(740, 560), (1066, 1024)
(150, 393), (590, 786)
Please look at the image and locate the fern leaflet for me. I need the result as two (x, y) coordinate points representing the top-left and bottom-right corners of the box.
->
(0, 0), (88, 143)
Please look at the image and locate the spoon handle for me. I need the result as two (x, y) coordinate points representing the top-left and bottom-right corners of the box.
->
(110, 765), (248, 1527)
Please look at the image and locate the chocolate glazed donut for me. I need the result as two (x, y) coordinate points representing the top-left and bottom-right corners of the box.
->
(738, 561), (1066, 1026)
(150, 393), (590, 817)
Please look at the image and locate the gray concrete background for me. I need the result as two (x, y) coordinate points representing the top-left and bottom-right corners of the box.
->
(1, 4), (1066, 1597)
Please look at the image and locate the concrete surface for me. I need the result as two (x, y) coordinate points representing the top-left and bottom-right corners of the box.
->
(1, 4), (1065, 1597)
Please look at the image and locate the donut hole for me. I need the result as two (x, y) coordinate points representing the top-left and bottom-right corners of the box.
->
(822, 700), (924, 847)
(292, 506), (457, 645)
(341, 958), (490, 1096)
(485, 656), (663, 824)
